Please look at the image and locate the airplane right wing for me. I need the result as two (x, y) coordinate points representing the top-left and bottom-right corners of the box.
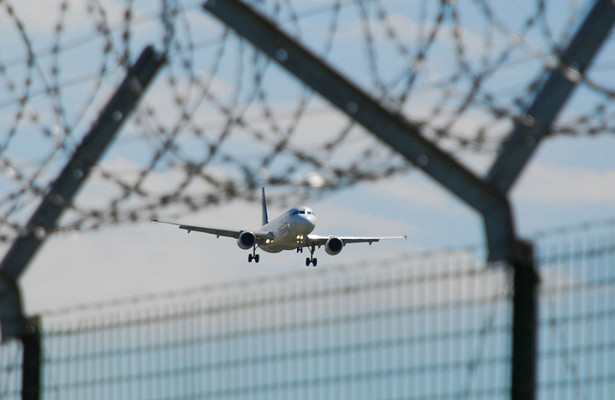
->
(151, 219), (242, 238)
(301, 234), (406, 260)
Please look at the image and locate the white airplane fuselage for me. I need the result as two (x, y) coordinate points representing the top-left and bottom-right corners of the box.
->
(258, 207), (317, 253)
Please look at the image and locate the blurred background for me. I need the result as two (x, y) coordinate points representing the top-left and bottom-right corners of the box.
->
(0, 0), (613, 399)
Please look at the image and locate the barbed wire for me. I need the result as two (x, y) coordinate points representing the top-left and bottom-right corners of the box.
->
(0, 0), (613, 241)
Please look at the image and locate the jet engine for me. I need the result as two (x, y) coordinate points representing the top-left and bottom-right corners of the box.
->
(237, 231), (256, 250)
(325, 237), (344, 255)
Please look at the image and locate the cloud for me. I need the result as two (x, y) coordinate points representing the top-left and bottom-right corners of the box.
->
(367, 175), (449, 208)
(316, 198), (419, 239)
(513, 163), (615, 204)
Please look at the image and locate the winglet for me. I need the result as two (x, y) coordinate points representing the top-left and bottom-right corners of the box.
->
(261, 187), (269, 226)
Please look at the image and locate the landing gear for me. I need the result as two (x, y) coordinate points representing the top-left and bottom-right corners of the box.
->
(305, 257), (317, 267)
(305, 245), (317, 267)
(248, 245), (260, 263)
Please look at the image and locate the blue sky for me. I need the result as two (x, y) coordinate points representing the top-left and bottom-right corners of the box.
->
(0, 0), (612, 313)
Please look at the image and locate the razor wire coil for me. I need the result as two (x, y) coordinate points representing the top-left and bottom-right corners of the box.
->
(0, 0), (612, 240)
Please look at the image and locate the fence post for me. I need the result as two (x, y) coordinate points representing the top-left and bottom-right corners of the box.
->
(21, 317), (41, 400)
(510, 241), (538, 400)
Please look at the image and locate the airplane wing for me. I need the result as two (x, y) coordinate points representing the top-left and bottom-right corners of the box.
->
(305, 234), (407, 246)
(151, 219), (271, 241)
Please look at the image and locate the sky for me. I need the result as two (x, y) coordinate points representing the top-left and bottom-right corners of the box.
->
(0, 0), (613, 315)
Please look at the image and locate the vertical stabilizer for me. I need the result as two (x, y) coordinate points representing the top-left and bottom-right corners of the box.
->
(261, 187), (269, 226)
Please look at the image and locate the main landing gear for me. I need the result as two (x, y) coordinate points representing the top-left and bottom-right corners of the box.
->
(248, 245), (260, 263)
(305, 245), (317, 267)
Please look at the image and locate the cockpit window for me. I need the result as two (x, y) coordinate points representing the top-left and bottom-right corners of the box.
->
(291, 208), (315, 217)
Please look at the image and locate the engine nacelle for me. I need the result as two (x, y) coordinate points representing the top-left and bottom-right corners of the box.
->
(325, 237), (344, 256)
(237, 231), (256, 250)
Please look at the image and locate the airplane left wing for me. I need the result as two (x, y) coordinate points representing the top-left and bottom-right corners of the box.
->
(306, 234), (407, 246)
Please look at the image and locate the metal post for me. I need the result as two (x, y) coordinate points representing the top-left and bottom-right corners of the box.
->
(511, 255), (539, 400)
(21, 317), (41, 400)
(0, 45), (165, 341)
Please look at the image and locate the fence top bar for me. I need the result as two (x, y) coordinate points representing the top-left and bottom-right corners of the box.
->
(487, 0), (615, 194)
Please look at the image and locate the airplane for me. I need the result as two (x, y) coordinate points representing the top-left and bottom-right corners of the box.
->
(152, 188), (406, 266)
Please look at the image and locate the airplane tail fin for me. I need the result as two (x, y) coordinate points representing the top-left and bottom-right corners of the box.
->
(261, 187), (269, 226)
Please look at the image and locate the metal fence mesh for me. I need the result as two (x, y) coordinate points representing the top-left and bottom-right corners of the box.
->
(535, 224), (615, 399)
(3, 251), (511, 400)
(39, 252), (510, 400)
(0, 339), (21, 399)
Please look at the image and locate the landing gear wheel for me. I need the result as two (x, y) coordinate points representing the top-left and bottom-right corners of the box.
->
(248, 245), (260, 263)
(305, 245), (317, 267)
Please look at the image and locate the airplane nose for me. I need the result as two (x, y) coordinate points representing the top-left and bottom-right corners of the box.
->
(295, 214), (315, 233)
(306, 218), (315, 230)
